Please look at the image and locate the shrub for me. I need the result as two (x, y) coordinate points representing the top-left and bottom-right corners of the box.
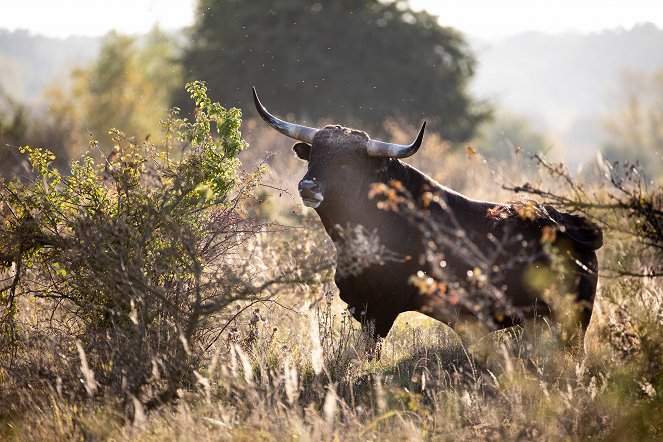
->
(0, 81), (277, 405)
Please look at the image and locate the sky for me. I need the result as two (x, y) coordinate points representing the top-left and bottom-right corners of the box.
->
(0, 0), (662, 40)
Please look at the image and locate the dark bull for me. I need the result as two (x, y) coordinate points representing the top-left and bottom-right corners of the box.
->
(253, 87), (602, 343)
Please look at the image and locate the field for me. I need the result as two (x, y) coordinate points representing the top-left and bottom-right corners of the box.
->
(1, 86), (662, 441)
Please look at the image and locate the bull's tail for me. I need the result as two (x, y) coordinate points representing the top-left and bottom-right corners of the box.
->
(573, 250), (599, 329)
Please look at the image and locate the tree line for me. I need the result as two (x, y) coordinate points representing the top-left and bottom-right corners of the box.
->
(2, 0), (491, 181)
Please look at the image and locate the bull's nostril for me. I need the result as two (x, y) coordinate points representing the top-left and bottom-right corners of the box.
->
(299, 180), (319, 192)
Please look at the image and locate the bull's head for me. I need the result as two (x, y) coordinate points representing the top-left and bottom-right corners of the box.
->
(252, 87), (426, 209)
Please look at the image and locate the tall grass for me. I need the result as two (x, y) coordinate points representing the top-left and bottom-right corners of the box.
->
(2, 117), (662, 441)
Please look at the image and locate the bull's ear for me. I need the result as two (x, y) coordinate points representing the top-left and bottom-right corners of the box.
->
(292, 142), (311, 161)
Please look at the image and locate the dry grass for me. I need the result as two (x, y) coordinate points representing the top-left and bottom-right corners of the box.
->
(2, 119), (662, 441)
(6, 286), (662, 441)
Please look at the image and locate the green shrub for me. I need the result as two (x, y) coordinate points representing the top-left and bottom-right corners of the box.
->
(0, 81), (265, 403)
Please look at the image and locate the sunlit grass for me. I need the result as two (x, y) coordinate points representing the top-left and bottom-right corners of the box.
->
(4, 272), (662, 441)
(2, 118), (662, 441)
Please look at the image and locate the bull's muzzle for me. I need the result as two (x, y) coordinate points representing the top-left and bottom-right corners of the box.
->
(298, 180), (323, 208)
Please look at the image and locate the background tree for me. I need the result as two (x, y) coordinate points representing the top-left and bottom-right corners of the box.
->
(601, 68), (663, 176)
(0, 90), (73, 179)
(474, 110), (551, 160)
(48, 29), (182, 151)
(182, 0), (489, 141)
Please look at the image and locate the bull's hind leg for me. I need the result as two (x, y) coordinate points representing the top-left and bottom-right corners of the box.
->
(573, 251), (599, 330)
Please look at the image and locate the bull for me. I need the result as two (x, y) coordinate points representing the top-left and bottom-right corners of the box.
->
(252, 87), (602, 345)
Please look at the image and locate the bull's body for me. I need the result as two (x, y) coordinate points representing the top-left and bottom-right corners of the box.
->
(253, 89), (602, 340)
(311, 128), (600, 338)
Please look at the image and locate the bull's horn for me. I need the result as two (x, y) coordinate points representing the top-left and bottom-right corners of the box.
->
(252, 87), (318, 144)
(366, 121), (426, 158)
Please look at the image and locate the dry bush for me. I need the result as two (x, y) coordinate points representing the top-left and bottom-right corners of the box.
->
(0, 82), (334, 423)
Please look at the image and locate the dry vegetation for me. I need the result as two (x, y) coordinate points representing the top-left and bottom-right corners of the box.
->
(1, 92), (662, 441)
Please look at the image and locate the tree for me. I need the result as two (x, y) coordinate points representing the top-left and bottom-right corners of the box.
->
(0, 90), (73, 179)
(47, 29), (182, 151)
(602, 68), (663, 177)
(182, 0), (489, 141)
(474, 110), (551, 160)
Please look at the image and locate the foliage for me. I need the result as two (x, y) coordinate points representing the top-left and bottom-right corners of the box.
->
(0, 91), (30, 177)
(0, 81), (273, 403)
(183, 0), (489, 141)
(602, 68), (663, 176)
(0, 90), (73, 179)
(0, 29), (100, 103)
(47, 29), (182, 151)
(474, 110), (551, 159)
(0, 92), (28, 145)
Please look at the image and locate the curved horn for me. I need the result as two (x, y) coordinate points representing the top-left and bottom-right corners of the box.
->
(252, 87), (318, 144)
(366, 121), (426, 158)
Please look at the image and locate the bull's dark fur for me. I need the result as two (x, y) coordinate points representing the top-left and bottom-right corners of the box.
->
(294, 125), (602, 340)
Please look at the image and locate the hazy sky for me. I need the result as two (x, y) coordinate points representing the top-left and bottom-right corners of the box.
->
(1, 0), (661, 40)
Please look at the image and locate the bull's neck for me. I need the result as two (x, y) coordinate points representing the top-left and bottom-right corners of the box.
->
(314, 159), (484, 241)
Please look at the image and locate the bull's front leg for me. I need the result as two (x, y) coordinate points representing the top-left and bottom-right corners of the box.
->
(348, 304), (396, 360)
